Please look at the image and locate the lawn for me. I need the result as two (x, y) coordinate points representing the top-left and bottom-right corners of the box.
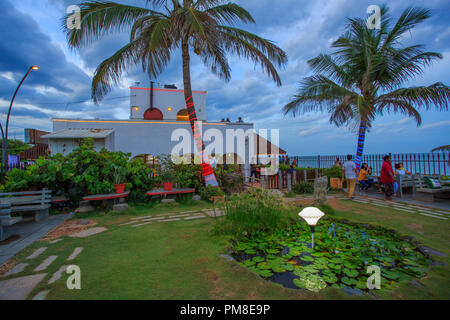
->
(4, 196), (449, 300)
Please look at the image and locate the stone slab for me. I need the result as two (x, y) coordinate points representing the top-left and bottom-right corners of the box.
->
(140, 217), (166, 222)
(169, 214), (191, 218)
(32, 290), (50, 300)
(161, 199), (176, 204)
(132, 222), (153, 227)
(205, 210), (226, 217)
(69, 227), (107, 238)
(49, 239), (62, 244)
(67, 247), (83, 261)
(27, 247), (47, 260)
(34, 255), (57, 272)
(192, 195), (201, 201)
(75, 206), (95, 213)
(184, 215), (206, 220)
(112, 203), (129, 212)
(418, 213), (448, 220)
(2, 263), (28, 277)
(0, 273), (47, 300)
(48, 265), (68, 285)
(130, 215), (153, 220)
(158, 218), (181, 222)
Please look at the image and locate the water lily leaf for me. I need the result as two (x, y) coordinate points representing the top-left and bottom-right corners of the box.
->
(300, 255), (314, 262)
(343, 268), (359, 278)
(322, 274), (338, 284)
(256, 269), (273, 277)
(341, 277), (357, 286)
(252, 256), (264, 263)
(293, 274), (327, 292)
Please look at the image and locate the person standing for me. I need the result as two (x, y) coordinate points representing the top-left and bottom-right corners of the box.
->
(342, 154), (358, 199)
(380, 155), (395, 200)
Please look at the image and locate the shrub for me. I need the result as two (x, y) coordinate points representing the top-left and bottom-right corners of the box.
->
(215, 188), (289, 237)
(322, 165), (342, 179)
(200, 185), (225, 201)
(293, 181), (314, 194)
(2, 138), (157, 204)
(215, 165), (244, 194)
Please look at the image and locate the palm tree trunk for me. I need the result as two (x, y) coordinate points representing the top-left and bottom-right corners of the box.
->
(181, 38), (218, 187)
(354, 120), (367, 171)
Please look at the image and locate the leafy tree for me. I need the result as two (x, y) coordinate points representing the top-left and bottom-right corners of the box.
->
(63, 0), (287, 184)
(283, 6), (449, 169)
(0, 139), (31, 156)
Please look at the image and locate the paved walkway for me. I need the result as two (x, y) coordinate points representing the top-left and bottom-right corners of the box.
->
(0, 214), (71, 266)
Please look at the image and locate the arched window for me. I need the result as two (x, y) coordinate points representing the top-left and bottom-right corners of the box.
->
(144, 108), (163, 120)
(176, 109), (189, 121)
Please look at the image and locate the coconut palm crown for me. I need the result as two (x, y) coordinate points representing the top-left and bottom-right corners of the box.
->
(283, 5), (449, 169)
(63, 0), (287, 186)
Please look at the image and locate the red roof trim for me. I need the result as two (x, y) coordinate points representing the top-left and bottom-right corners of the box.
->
(130, 87), (207, 94)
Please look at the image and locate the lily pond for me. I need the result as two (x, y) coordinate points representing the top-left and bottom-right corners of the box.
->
(231, 218), (431, 292)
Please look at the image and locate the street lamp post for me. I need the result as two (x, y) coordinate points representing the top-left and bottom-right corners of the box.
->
(1, 66), (39, 179)
(298, 207), (325, 248)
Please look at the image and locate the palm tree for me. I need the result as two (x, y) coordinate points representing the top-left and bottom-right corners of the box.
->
(63, 0), (287, 186)
(283, 6), (449, 169)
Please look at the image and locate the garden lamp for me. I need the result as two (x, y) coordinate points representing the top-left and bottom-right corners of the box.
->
(298, 207), (325, 248)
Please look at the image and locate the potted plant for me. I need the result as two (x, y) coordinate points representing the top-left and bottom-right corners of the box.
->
(161, 170), (174, 191)
(113, 166), (127, 194)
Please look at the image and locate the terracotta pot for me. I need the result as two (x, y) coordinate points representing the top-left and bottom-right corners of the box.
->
(163, 181), (173, 191)
(114, 183), (126, 194)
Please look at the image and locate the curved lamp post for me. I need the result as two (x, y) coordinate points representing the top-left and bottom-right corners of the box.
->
(1, 66), (39, 177)
(298, 207), (325, 248)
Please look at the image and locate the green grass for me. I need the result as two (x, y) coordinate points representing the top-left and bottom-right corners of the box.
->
(3, 197), (449, 300)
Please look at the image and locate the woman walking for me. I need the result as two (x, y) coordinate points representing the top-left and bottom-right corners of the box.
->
(380, 155), (395, 200)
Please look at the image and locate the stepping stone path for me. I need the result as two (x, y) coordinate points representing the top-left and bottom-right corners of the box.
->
(34, 256), (57, 272)
(27, 247), (47, 260)
(2, 263), (28, 277)
(120, 209), (222, 227)
(67, 247), (83, 261)
(70, 227), (108, 238)
(350, 196), (450, 221)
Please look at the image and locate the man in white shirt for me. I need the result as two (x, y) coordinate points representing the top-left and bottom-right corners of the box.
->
(341, 154), (358, 199)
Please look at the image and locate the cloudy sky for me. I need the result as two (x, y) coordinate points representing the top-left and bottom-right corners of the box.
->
(1, 0), (449, 156)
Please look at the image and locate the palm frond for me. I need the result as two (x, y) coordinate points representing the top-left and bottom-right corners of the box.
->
(63, 1), (153, 48)
(204, 3), (254, 25)
(378, 82), (450, 111)
(375, 98), (422, 125)
(283, 76), (359, 116)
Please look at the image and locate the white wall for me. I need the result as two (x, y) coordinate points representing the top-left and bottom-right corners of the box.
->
(130, 87), (207, 121)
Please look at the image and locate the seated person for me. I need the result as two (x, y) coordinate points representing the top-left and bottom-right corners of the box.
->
(358, 163), (372, 192)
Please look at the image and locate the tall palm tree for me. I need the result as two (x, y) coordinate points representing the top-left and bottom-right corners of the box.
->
(63, 0), (287, 186)
(283, 6), (449, 169)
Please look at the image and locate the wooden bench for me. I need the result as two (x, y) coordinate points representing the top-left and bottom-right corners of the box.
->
(146, 188), (195, 200)
(82, 191), (130, 208)
(0, 189), (51, 241)
(412, 175), (450, 202)
(396, 174), (415, 198)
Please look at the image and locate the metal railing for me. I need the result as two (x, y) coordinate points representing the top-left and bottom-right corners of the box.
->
(280, 152), (449, 176)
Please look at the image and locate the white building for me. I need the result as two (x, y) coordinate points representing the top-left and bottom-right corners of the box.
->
(43, 85), (283, 177)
